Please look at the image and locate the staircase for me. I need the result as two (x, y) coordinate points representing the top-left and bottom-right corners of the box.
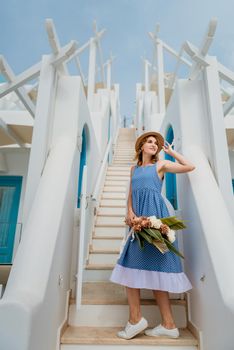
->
(60, 128), (198, 349)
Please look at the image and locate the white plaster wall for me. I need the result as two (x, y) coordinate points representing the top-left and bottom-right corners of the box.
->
(0, 149), (30, 259)
(160, 79), (234, 350)
(229, 150), (234, 178)
(0, 76), (105, 350)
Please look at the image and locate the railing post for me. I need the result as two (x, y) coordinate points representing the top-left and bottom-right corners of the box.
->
(87, 38), (97, 109)
(107, 60), (111, 91)
(76, 165), (87, 309)
(144, 60), (149, 93)
(156, 39), (165, 114)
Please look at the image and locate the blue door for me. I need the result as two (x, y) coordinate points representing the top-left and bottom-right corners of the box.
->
(0, 176), (22, 264)
(77, 130), (87, 208)
(165, 126), (178, 209)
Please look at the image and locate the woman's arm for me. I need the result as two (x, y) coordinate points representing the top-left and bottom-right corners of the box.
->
(161, 144), (195, 174)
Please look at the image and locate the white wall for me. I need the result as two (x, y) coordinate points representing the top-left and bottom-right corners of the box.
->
(160, 79), (234, 350)
(0, 72), (119, 350)
(0, 149), (30, 259)
(229, 150), (234, 178)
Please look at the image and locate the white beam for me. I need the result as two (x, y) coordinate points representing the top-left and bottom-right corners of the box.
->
(50, 41), (78, 67)
(223, 93), (234, 116)
(0, 118), (25, 147)
(0, 62), (41, 99)
(188, 18), (217, 80)
(0, 56), (36, 116)
(87, 38), (97, 108)
(45, 18), (69, 74)
(93, 21), (106, 85)
(161, 41), (192, 67)
(218, 62), (234, 85)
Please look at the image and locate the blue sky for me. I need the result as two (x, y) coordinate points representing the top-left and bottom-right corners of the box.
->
(1, 0), (234, 121)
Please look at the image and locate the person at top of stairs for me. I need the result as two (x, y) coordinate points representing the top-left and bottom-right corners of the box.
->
(110, 131), (196, 340)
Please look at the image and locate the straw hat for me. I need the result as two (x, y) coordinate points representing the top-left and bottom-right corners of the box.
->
(135, 131), (164, 153)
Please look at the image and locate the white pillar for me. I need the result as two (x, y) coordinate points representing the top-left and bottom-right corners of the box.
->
(87, 38), (97, 109)
(107, 61), (111, 91)
(144, 60), (149, 93)
(22, 55), (56, 224)
(156, 39), (165, 114)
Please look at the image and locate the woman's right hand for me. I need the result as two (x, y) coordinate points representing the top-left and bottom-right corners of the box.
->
(125, 210), (136, 227)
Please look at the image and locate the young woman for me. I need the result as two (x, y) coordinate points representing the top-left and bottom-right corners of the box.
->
(110, 131), (195, 340)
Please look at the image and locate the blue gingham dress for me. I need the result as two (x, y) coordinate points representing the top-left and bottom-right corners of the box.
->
(110, 163), (192, 292)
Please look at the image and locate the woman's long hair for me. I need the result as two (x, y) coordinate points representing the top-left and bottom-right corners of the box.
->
(134, 135), (159, 166)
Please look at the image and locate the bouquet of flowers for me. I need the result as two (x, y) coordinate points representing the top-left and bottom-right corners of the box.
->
(127, 215), (186, 258)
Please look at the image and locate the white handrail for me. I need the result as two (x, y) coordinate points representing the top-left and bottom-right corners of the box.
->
(92, 137), (112, 201)
(185, 145), (234, 313)
(76, 165), (88, 309)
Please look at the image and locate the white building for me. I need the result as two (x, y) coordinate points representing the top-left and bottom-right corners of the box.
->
(0, 18), (233, 350)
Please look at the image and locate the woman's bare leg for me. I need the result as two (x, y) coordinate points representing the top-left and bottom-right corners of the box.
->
(153, 290), (176, 329)
(126, 287), (141, 324)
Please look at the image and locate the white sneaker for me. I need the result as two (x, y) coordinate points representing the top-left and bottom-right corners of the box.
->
(144, 324), (179, 338)
(117, 317), (148, 339)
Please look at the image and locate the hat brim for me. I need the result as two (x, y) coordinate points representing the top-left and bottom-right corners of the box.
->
(135, 131), (164, 153)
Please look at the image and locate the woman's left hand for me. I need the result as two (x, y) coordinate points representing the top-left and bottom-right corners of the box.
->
(162, 141), (174, 155)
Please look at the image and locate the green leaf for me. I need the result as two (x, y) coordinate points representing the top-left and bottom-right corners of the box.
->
(160, 216), (187, 230)
(143, 228), (164, 241)
(164, 239), (184, 259)
(136, 233), (144, 249)
(138, 231), (153, 244)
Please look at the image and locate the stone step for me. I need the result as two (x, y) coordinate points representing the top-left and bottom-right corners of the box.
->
(103, 186), (126, 193)
(105, 180), (128, 186)
(83, 268), (112, 282)
(94, 226), (126, 237)
(77, 282), (184, 304)
(68, 303), (187, 328)
(105, 176), (129, 182)
(96, 216), (125, 226)
(101, 192), (126, 199)
(98, 207), (126, 216)
(107, 166), (132, 171)
(100, 199), (126, 207)
(106, 170), (130, 176)
(91, 238), (123, 251)
(61, 327), (198, 349)
(88, 252), (119, 265)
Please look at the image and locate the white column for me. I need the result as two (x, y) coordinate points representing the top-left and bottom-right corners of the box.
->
(156, 39), (165, 114)
(144, 60), (149, 93)
(107, 61), (111, 91)
(87, 38), (97, 109)
(22, 55), (56, 224)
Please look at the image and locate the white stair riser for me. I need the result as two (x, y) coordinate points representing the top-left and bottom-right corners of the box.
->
(106, 171), (130, 176)
(83, 269), (112, 281)
(68, 304), (187, 328)
(94, 226), (126, 237)
(62, 345), (197, 350)
(98, 207), (126, 215)
(105, 176), (129, 181)
(102, 192), (126, 199)
(100, 199), (126, 207)
(105, 181), (128, 186)
(92, 238), (123, 250)
(108, 166), (131, 171)
(113, 162), (135, 165)
(89, 253), (119, 265)
(103, 186), (127, 193)
(96, 216), (125, 226)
